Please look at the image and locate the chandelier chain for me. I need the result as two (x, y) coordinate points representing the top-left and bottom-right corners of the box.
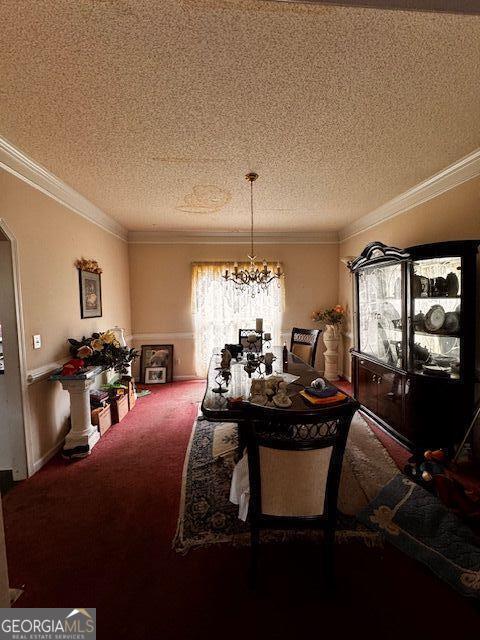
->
(222, 172), (285, 297)
(250, 178), (254, 259)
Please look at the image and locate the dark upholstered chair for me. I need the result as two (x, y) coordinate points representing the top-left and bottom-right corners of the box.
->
(244, 402), (357, 588)
(239, 329), (263, 352)
(290, 327), (321, 367)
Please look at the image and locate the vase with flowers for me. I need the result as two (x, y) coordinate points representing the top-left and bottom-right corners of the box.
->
(311, 305), (345, 380)
(67, 330), (137, 377)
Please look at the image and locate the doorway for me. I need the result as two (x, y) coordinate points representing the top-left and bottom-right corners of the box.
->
(0, 224), (28, 481)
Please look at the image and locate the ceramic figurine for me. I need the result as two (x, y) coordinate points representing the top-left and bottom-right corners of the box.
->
(273, 381), (292, 408)
(265, 376), (283, 399)
(264, 352), (276, 366)
(220, 348), (232, 369)
(250, 378), (268, 405)
(446, 272), (459, 297)
(311, 377), (326, 390)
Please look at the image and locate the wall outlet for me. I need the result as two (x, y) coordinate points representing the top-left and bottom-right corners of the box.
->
(33, 334), (42, 349)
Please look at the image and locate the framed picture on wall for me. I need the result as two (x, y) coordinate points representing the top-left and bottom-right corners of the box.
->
(145, 367), (166, 384)
(79, 269), (102, 319)
(140, 344), (174, 383)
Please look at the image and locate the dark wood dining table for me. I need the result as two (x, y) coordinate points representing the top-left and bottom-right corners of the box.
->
(201, 346), (358, 423)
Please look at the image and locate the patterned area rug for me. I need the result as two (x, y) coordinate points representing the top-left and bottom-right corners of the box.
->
(359, 474), (480, 600)
(173, 412), (399, 553)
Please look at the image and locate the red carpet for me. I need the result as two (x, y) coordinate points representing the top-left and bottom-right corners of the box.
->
(2, 381), (479, 639)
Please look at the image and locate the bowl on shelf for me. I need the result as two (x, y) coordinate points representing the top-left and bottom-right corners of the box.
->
(422, 364), (451, 377)
(433, 356), (455, 368)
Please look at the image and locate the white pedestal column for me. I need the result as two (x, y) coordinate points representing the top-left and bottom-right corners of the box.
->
(59, 377), (100, 458)
(323, 324), (341, 381)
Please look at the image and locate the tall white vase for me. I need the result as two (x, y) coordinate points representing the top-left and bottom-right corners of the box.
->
(323, 324), (341, 381)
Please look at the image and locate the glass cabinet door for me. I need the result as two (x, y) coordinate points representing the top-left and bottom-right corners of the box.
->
(358, 262), (404, 368)
(410, 256), (461, 379)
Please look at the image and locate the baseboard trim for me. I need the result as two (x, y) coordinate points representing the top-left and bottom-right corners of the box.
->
(32, 441), (63, 474)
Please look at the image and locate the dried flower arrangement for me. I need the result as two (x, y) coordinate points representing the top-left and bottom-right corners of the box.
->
(75, 258), (103, 274)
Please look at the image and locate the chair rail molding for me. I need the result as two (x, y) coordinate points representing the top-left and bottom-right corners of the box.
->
(131, 332), (195, 341)
(0, 137), (128, 242)
(340, 147), (480, 241)
(26, 361), (65, 385)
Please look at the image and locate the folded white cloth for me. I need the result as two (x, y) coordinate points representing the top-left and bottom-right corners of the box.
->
(229, 451), (250, 521)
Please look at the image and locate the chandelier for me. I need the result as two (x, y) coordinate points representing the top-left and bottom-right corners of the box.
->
(223, 172), (285, 295)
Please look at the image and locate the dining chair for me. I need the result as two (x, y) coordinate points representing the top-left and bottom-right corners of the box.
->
(239, 329), (263, 352)
(290, 327), (321, 367)
(244, 402), (358, 588)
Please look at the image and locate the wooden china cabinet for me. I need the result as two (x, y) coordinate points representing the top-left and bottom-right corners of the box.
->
(349, 240), (480, 451)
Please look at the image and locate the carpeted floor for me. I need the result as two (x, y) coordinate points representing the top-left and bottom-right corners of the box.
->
(2, 380), (480, 639)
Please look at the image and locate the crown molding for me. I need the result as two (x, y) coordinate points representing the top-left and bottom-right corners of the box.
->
(4, 134), (478, 248)
(340, 147), (480, 242)
(261, 0), (480, 14)
(128, 230), (339, 244)
(0, 137), (128, 242)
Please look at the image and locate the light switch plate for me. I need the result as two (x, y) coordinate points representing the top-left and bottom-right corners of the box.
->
(33, 334), (42, 349)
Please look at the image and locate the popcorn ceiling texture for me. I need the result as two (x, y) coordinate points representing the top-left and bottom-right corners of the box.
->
(0, 0), (479, 232)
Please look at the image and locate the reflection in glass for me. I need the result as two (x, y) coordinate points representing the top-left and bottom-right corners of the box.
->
(358, 263), (403, 367)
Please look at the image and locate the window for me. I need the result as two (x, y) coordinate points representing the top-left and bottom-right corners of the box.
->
(192, 262), (284, 377)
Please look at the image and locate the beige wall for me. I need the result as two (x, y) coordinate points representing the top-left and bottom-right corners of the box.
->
(0, 169), (131, 471)
(129, 242), (339, 376)
(3, 161), (480, 472)
(338, 176), (480, 378)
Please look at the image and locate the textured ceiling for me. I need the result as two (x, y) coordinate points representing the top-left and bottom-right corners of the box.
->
(1, 0), (479, 233)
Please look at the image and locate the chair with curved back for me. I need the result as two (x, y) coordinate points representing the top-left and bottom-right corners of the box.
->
(290, 327), (321, 367)
(244, 400), (358, 588)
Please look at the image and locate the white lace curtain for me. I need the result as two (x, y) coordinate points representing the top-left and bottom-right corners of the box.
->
(192, 262), (285, 377)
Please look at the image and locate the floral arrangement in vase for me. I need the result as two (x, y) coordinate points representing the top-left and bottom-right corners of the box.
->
(312, 305), (345, 381)
(75, 258), (102, 274)
(312, 305), (345, 328)
(67, 330), (137, 375)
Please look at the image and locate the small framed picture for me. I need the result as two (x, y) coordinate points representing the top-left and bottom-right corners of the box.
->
(140, 344), (174, 383)
(79, 270), (102, 319)
(145, 367), (166, 384)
